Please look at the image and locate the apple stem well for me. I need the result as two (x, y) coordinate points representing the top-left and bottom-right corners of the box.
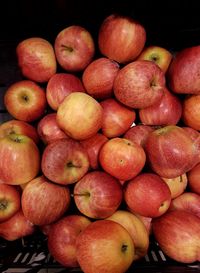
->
(61, 44), (73, 52)
(66, 161), (82, 168)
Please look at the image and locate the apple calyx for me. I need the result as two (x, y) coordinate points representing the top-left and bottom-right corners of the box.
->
(0, 199), (8, 210)
(21, 94), (29, 102)
(8, 134), (24, 143)
(61, 44), (73, 53)
(121, 243), (128, 253)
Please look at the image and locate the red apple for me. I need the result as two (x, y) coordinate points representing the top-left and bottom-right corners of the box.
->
(137, 45), (173, 73)
(41, 138), (90, 185)
(37, 113), (69, 145)
(0, 184), (21, 223)
(0, 210), (35, 241)
(80, 133), (108, 170)
(82, 57), (120, 99)
(54, 25), (95, 72)
(47, 214), (91, 267)
(187, 162), (200, 194)
(0, 133), (40, 185)
(16, 37), (57, 83)
(4, 80), (47, 122)
(46, 73), (85, 111)
(21, 175), (71, 226)
(98, 14), (146, 63)
(100, 98), (136, 138)
(139, 87), (182, 125)
(152, 210), (200, 263)
(99, 137), (146, 181)
(168, 45), (200, 94)
(73, 171), (123, 219)
(113, 60), (165, 109)
(76, 219), (135, 273)
(182, 94), (200, 131)
(0, 119), (39, 144)
(56, 92), (103, 140)
(124, 173), (171, 218)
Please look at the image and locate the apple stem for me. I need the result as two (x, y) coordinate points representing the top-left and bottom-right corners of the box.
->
(61, 44), (73, 52)
(72, 192), (91, 197)
(67, 162), (82, 168)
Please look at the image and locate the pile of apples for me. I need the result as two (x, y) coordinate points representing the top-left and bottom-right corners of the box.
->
(0, 13), (200, 273)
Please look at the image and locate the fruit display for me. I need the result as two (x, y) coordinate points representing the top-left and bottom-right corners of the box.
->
(0, 3), (200, 273)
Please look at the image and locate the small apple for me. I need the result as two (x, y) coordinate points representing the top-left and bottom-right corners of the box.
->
(187, 162), (200, 194)
(76, 219), (135, 273)
(54, 25), (95, 72)
(182, 94), (200, 131)
(4, 80), (47, 122)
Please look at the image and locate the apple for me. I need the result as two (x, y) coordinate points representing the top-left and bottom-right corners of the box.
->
(169, 192), (200, 218)
(76, 219), (135, 273)
(16, 37), (57, 83)
(80, 133), (108, 170)
(21, 175), (71, 226)
(138, 87), (182, 126)
(0, 133), (40, 185)
(100, 98), (136, 138)
(82, 57), (120, 100)
(168, 45), (200, 94)
(0, 119), (39, 144)
(113, 60), (165, 109)
(37, 112), (69, 145)
(98, 14), (146, 63)
(106, 210), (149, 261)
(99, 137), (146, 181)
(47, 214), (91, 267)
(4, 80), (47, 122)
(56, 92), (103, 140)
(182, 94), (200, 131)
(137, 45), (173, 73)
(124, 172), (171, 218)
(0, 184), (21, 223)
(41, 138), (90, 185)
(46, 73), (85, 111)
(161, 173), (188, 199)
(152, 210), (200, 263)
(54, 25), (95, 72)
(73, 171), (123, 219)
(145, 125), (200, 178)
(0, 210), (35, 241)
(187, 162), (200, 194)
(132, 213), (153, 235)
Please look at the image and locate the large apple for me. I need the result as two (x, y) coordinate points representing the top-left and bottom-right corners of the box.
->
(187, 162), (200, 194)
(21, 175), (71, 226)
(113, 60), (165, 109)
(152, 210), (200, 263)
(0, 184), (21, 223)
(82, 57), (120, 100)
(47, 214), (91, 267)
(76, 219), (135, 273)
(0, 133), (40, 185)
(182, 94), (200, 131)
(99, 137), (146, 181)
(73, 171), (123, 219)
(46, 73), (85, 111)
(54, 25), (95, 72)
(16, 37), (57, 83)
(98, 14), (146, 64)
(41, 138), (90, 185)
(4, 80), (47, 122)
(56, 92), (103, 140)
(124, 173), (171, 218)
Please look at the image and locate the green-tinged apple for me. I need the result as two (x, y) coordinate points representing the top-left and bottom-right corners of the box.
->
(82, 57), (119, 100)
(21, 175), (71, 226)
(46, 73), (85, 111)
(4, 80), (47, 122)
(47, 215), (91, 267)
(16, 37), (57, 83)
(182, 94), (200, 131)
(0, 184), (21, 223)
(99, 137), (146, 181)
(57, 92), (103, 140)
(113, 60), (165, 109)
(98, 14), (146, 63)
(106, 210), (149, 261)
(152, 210), (200, 263)
(187, 162), (200, 194)
(124, 173), (171, 218)
(54, 25), (95, 72)
(0, 133), (40, 185)
(41, 138), (89, 185)
(76, 219), (135, 273)
(100, 98), (136, 138)
(73, 171), (123, 219)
